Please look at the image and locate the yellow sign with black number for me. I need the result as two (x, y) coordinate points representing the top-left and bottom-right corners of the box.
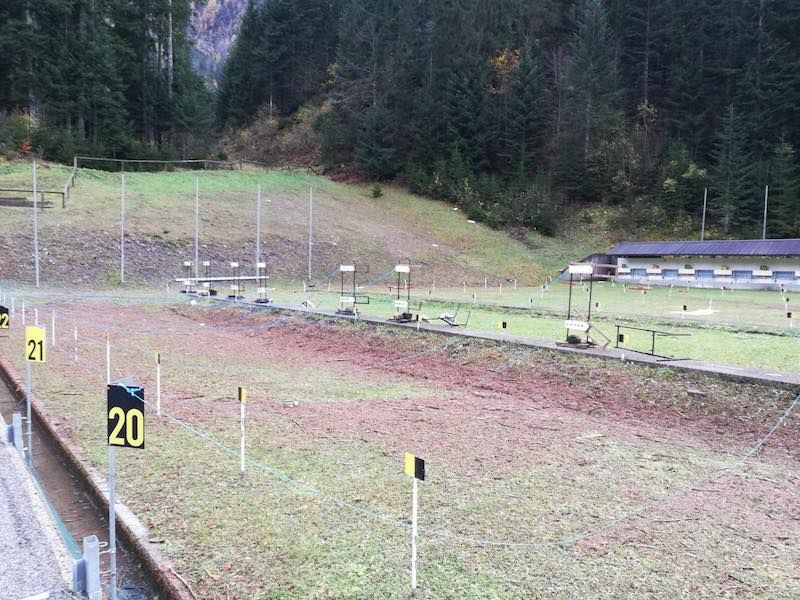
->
(0, 306), (9, 329)
(107, 384), (145, 449)
(25, 326), (46, 362)
(404, 452), (425, 481)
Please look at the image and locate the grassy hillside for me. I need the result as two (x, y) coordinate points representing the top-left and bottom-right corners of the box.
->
(0, 162), (611, 288)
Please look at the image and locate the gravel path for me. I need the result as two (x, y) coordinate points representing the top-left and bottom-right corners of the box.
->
(0, 427), (72, 600)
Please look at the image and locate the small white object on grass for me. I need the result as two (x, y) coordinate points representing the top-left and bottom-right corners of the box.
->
(467, 219), (476, 224)
(190, 299), (197, 306)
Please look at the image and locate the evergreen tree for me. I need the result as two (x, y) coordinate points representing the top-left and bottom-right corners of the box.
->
(767, 142), (800, 238)
(709, 106), (757, 234)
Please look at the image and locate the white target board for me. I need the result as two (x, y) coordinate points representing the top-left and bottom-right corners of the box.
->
(564, 320), (589, 331)
(568, 264), (594, 275)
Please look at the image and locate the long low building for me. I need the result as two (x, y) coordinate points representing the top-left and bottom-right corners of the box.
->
(606, 239), (800, 290)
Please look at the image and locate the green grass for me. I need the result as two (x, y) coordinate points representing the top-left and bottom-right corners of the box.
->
(0, 162), (606, 287)
(263, 286), (800, 373)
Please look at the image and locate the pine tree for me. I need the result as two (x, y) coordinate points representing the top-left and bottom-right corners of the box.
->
(767, 142), (800, 238)
(709, 105), (757, 234)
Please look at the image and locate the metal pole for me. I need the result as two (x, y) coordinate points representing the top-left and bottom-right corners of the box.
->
(308, 188), (313, 282)
(25, 360), (32, 467)
(763, 184), (769, 240)
(256, 184), (261, 274)
(120, 175), (125, 284)
(32, 160), (40, 288)
(194, 178), (200, 279)
(700, 188), (708, 241)
(411, 477), (418, 597)
(587, 278), (594, 322)
(108, 444), (117, 600)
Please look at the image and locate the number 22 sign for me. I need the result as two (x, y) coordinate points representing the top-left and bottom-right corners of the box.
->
(25, 326), (46, 362)
(107, 384), (145, 449)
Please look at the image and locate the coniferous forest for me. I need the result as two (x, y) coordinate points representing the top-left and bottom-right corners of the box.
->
(0, 0), (214, 161)
(4, 0), (800, 238)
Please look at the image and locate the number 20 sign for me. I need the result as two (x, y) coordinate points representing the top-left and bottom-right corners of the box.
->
(107, 384), (145, 449)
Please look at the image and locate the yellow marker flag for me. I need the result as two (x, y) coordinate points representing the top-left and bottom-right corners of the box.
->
(404, 453), (415, 478)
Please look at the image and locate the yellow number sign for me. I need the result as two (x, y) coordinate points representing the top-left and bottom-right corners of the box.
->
(0, 306), (9, 329)
(25, 326), (46, 362)
(107, 384), (145, 449)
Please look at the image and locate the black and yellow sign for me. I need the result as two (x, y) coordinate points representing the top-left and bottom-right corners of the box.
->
(239, 387), (247, 404)
(617, 333), (626, 343)
(682, 305), (687, 311)
(788, 312), (794, 319)
(25, 326), (46, 362)
(0, 305), (8, 329)
(107, 384), (145, 449)
(404, 452), (425, 481)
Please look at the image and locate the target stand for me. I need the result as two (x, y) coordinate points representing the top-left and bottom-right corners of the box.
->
(389, 263), (419, 323)
(254, 262), (272, 304)
(227, 262), (245, 300)
(336, 264), (370, 316)
(430, 304), (471, 327)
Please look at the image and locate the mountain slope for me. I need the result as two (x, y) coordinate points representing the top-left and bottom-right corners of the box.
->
(190, 0), (247, 82)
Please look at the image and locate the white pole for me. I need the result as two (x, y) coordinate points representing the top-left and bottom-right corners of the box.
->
(308, 188), (313, 282)
(240, 389), (246, 475)
(22, 299), (25, 324)
(32, 160), (40, 288)
(194, 177), (200, 279)
(106, 333), (111, 384)
(50, 310), (55, 347)
(156, 353), (161, 417)
(120, 174), (125, 283)
(73, 323), (78, 363)
(256, 184), (261, 275)
(701, 188), (708, 241)
(34, 307), (38, 325)
(763, 185), (769, 240)
(11, 297), (15, 316)
(411, 477), (418, 597)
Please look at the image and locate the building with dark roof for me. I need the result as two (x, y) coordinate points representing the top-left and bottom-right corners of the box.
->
(606, 239), (800, 290)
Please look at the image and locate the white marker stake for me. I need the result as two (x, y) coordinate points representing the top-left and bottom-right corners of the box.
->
(34, 308), (38, 325)
(156, 353), (162, 417)
(411, 477), (419, 597)
(11, 297), (15, 316)
(484, 277), (487, 289)
(106, 333), (111, 384)
(22, 300), (26, 325)
(120, 174), (125, 284)
(50, 311), (55, 347)
(73, 324), (78, 363)
(239, 388), (247, 475)
(32, 160), (40, 288)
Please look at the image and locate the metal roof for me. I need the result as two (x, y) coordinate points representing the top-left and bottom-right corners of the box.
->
(607, 239), (800, 257)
